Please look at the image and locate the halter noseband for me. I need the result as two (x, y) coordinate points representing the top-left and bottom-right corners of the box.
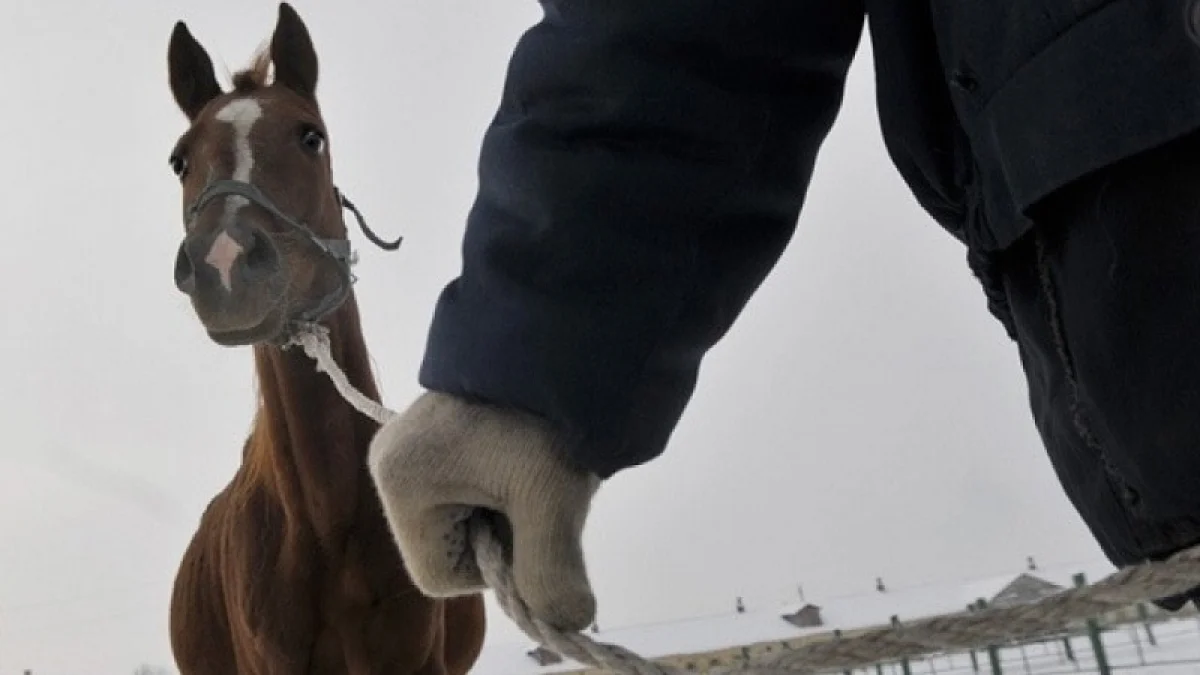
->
(185, 179), (402, 337)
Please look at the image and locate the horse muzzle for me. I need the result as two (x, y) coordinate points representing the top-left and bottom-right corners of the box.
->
(174, 220), (287, 343)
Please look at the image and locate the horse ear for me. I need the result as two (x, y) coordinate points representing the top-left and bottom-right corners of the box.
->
(270, 3), (318, 100)
(168, 21), (223, 120)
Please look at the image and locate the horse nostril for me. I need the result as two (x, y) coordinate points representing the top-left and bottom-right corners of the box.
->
(241, 227), (278, 279)
(174, 242), (196, 294)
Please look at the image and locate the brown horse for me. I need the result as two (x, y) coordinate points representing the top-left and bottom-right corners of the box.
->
(163, 4), (486, 673)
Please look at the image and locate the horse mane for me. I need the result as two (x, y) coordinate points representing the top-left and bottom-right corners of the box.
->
(230, 44), (273, 93)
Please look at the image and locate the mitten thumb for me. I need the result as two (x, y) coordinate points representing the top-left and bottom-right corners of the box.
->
(506, 472), (601, 631)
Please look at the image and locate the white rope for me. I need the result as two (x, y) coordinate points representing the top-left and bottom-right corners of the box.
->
(469, 516), (676, 675)
(288, 324), (1200, 675)
(284, 324), (396, 425)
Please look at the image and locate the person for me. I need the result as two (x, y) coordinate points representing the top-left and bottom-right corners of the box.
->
(366, 1), (1200, 631)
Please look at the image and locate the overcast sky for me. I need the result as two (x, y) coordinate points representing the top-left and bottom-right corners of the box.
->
(0, 2), (1114, 673)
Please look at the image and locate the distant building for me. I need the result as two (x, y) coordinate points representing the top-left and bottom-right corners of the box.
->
(781, 604), (824, 629)
(988, 573), (1064, 608)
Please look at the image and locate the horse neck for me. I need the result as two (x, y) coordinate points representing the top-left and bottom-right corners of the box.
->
(246, 292), (382, 541)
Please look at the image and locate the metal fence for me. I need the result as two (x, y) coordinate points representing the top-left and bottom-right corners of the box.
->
(837, 612), (1200, 675)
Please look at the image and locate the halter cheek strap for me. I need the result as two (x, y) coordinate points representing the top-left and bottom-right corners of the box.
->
(335, 187), (402, 252)
(185, 179), (402, 331)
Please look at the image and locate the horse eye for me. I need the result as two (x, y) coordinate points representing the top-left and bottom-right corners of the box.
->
(169, 154), (188, 178)
(301, 128), (326, 154)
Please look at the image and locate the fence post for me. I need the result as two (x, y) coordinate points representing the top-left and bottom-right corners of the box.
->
(977, 598), (1004, 675)
(1019, 643), (1032, 675)
(987, 645), (1003, 675)
(834, 629), (853, 675)
(1074, 573), (1112, 675)
(1128, 624), (1145, 665)
(887, 615), (913, 675)
(1137, 603), (1157, 646)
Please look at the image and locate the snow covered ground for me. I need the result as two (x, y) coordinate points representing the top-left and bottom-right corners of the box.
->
(848, 618), (1200, 675)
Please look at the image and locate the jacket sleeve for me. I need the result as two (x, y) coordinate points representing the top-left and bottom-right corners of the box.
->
(419, 0), (865, 478)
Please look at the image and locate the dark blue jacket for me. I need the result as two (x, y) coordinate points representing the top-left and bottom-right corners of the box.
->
(419, 0), (1200, 480)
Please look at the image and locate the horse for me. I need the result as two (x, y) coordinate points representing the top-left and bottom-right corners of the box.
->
(163, 4), (486, 673)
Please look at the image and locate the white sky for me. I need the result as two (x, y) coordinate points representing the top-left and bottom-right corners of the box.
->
(0, 2), (1113, 673)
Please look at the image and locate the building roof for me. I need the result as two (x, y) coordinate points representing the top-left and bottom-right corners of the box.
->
(472, 558), (1117, 675)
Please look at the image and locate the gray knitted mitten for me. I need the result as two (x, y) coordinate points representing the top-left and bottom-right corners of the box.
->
(367, 391), (601, 631)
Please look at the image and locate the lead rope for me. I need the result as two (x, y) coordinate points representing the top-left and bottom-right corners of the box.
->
(286, 323), (1200, 675)
(287, 324), (397, 425)
(283, 324), (672, 675)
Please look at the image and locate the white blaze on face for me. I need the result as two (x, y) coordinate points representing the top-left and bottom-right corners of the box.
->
(204, 97), (263, 291)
